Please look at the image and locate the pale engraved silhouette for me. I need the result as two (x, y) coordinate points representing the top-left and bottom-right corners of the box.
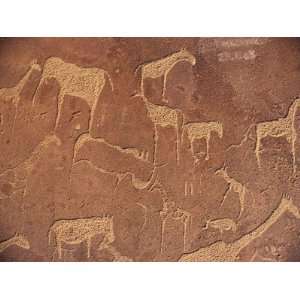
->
(42, 57), (109, 132)
(160, 202), (192, 253)
(204, 218), (237, 234)
(179, 194), (300, 261)
(139, 49), (196, 165)
(0, 233), (30, 253)
(215, 167), (246, 219)
(183, 121), (223, 162)
(48, 216), (115, 260)
(139, 49), (196, 103)
(255, 98), (300, 173)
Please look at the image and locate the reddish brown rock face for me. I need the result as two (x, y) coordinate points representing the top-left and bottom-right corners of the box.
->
(0, 37), (300, 262)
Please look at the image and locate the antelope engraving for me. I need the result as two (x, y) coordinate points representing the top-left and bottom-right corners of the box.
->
(180, 194), (300, 261)
(255, 98), (300, 173)
(215, 167), (246, 219)
(48, 216), (115, 260)
(139, 49), (196, 165)
(184, 121), (223, 162)
(0, 234), (30, 253)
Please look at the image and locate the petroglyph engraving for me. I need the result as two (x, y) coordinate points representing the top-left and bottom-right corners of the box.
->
(139, 49), (196, 165)
(179, 194), (300, 261)
(48, 216), (115, 259)
(1, 39), (299, 262)
(255, 99), (300, 173)
(0, 234), (30, 253)
(184, 122), (223, 161)
(160, 202), (192, 253)
(0, 61), (41, 101)
(184, 181), (194, 197)
(204, 218), (237, 234)
(215, 167), (246, 219)
(139, 49), (196, 103)
(73, 134), (157, 190)
(42, 57), (108, 129)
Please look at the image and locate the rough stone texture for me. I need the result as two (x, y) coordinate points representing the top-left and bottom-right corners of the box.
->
(0, 37), (300, 262)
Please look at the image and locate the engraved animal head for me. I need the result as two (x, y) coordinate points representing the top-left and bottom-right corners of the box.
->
(215, 166), (226, 177)
(214, 122), (223, 138)
(14, 235), (30, 250)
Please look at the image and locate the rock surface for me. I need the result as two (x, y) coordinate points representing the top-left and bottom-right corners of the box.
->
(0, 37), (300, 261)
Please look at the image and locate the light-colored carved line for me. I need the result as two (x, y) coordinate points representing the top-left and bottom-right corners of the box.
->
(41, 57), (107, 132)
(255, 99), (300, 174)
(138, 49), (196, 166)
(215, 167), (246, 219)
(205, 218), (237, 235)
(226, 124), (255, 152)
(136, 202), (148, 233)
(138, 49), (196, 97)
(0, 234), (30, 253)
(49, 215), (114, 260)
(179, 194), (300, 262)
(184, 121), (223, 162)
(74, 132), (149, 164)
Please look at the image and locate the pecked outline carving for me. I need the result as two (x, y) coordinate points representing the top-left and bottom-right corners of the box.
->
(255, 98), (300, 173)
(183, 121), (223, 162)
(0, 233), (30, 253)
(179, 194), (300, 261)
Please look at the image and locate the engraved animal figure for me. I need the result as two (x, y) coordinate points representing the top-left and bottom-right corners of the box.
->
(255, 98), (300, 173)
(160, 202), (192, 253)
(184, 121), (223, 161)
(215, 167), (246, 219)
(205, 218), (237, 234)
(145, 102), (183, 164)
(0, 234), (30, 253)
(42, 57), (108, 130)
(139, 49), (196, 103)
(179, 194), (300, 261)
(139, 50), (196, 165)
(48, 216), (114, 260)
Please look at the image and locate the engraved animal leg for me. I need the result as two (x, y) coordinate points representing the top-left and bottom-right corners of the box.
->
(238, 186), (246, 219)
(176, 111), (183, 165)
(98, 234), (112, 251)
(255, 128), (262, 168)
(205, 134), (210, 160)
(221, 184), (231, 206)
(160, 218), (166, 254)
(87, 238), (91, 259)
(292, 126), (297, 174)
(58, 241), (63, 260)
